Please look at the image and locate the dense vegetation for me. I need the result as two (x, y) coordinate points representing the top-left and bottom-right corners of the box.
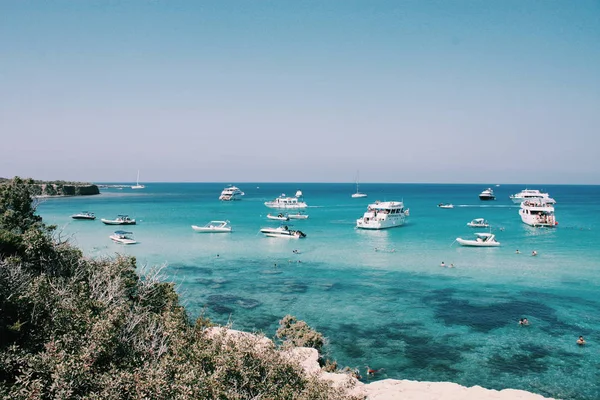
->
(0, 177), (358, 399)
(0, 177), (99, 196)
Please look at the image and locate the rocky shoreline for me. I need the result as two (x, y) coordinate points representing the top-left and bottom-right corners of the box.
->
(211, 328), (555, 400)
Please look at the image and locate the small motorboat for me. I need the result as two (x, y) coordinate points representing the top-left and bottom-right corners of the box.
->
(71, 211), (96, 220)
(267, 213), (290, 221)
(287, 212), (309, 220)
(191, 220), (232, 233)
(260, 225), (306, 239)
(101, 215), (136, 225)
(109, 230), (137, 245)
(438, 203), (454, 209)
(467, 218), (490, 228)
(456, 232), (500, 247)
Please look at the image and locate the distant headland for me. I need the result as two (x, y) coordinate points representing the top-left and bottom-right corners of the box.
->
(0, 177), (100, 197)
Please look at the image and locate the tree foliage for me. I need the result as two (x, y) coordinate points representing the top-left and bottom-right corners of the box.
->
(0, 177), (359, 399)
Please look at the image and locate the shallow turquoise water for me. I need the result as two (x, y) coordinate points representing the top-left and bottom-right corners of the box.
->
(37, 183), (600, 399)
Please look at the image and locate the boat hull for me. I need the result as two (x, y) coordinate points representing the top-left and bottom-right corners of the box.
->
(351, 193), (367, 198)
(356, 217), (406, 230)
(260, 227), (306, 238)
(191, 225), (232, 233)
(109, 236), (137, 245)
(456, 238), (500, 247)
(479, 195), (496, 201)
(101, 219), (136, 225)
(287, 213), (309, 220)
(72, 215), (96, 220)
(267, 214), (289, 221)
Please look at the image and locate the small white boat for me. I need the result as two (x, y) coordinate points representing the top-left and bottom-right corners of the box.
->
(467, 218), (490, 228)
(479, 188), (496, 201)
(71, 211), (96, 220)
(267, 213), (290, 221)
(191, 220), (232, 233)
(438, 203), (454, 209)
(287, 212), (309, 220)
(260, 225), (306, 239)
(519, 200), (557, 227)
(265, 191), (308, 209)
(219, 185), (245, 201)
(456, 232), (500, 247)
(356, 200), (409, 230)
(101, 215), (136, 225)
(110, 230), (137, 244)
(131, 170), (145, 189)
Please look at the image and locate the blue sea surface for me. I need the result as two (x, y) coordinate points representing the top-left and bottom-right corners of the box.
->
(37, 183), (600, 400)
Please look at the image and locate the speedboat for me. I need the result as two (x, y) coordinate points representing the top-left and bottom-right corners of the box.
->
(510, 189), (556, 204)
(479, 188), (496, 200)
(101, 215), (136, 225)
(219, 185), (245, 201)
(438, 203), (454, 209)
(467, 218), (490, 228)
(109, 230), (137, 244)
(191, 220), (232, 233)
(456, 232), (500, 247)
(264, 191), (308, 209)
(287, 212), (309, 220)
(260, 225), (306, 239)
(71, 211), (96, 220)
(519, 200), (558, 227)
(356, 201), (409, 230)
(267, 213), (289, 221)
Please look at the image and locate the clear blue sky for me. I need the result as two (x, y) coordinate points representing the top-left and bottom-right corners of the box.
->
(1, 0), (598, 184)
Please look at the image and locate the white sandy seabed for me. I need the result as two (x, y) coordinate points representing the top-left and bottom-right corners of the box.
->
(208, 328), (554, 400)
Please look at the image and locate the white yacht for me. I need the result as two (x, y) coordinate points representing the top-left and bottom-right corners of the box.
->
(260, 225), (306, 239)
(479, 188), (496, 201)
(519, 200), (557, 227)
(110, 230), (137, 245)
(191, 220), (232, 233)
(467, 218), (490, 228)
(219, 185), (245, 201)
(264, 191), (308, 209)
(510, 189), (556, 204)
(456, 232), (500, 247)
(356, 201), (409, 230)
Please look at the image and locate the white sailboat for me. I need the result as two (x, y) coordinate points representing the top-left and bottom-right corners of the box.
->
(351, 171), (367, 198)
(131, 170), (145, 189)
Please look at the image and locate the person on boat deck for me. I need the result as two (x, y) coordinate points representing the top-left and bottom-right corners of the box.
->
(577, 336), (586, 346)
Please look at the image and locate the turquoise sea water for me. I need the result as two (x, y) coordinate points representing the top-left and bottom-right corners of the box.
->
(37, 183), (600, 399)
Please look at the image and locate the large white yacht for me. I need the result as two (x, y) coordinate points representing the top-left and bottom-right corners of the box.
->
(519, 200), (558, 227)
(510, 189), (556, 204)
(356, 201), (409, 230)
(264, 191), (308, 209)
(219, 185), (245, 201)
(478, 188), (496, 201)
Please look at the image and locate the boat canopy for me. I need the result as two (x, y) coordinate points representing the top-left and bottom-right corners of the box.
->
(114, 230), (133, 235)
(475, 232), (493, 238)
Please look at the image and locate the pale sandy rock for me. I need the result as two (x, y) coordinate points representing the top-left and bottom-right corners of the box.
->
(363, 379), (554, 400)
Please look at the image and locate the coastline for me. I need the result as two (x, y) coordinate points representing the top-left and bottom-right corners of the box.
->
(214, 328), (555, 400)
